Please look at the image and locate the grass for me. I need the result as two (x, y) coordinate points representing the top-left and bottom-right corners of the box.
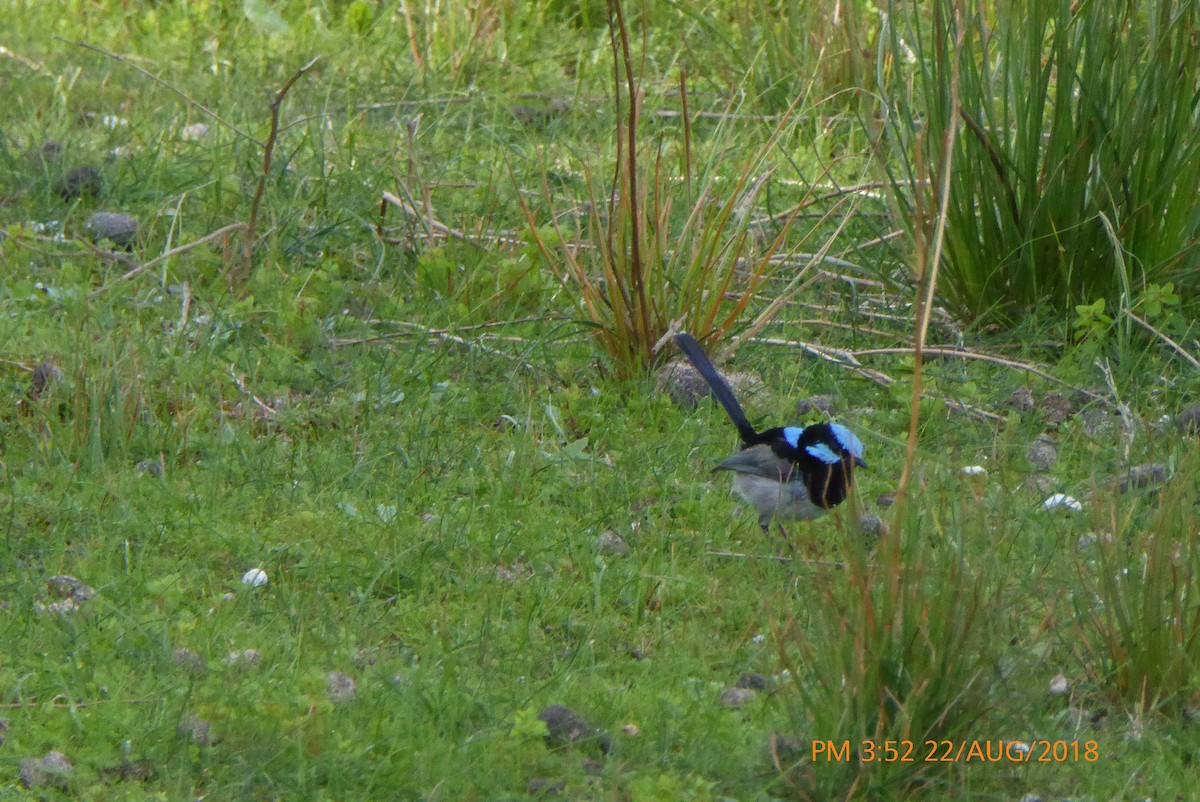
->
(876, 0), (1200, 324)
(2, 1), (1200, 800)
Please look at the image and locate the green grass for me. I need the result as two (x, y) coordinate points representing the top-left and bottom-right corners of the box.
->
(876, 0), (1200, 324)
(2, 1), (1200, 800)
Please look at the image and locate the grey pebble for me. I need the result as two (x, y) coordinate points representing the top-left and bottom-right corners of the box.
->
(29, 361), (63, 397)
(86, 211), (140, 246)
(659, 360), (761, 410)
(858, 513), (889, 538)
(538, 705), (611, 754)
(177, 716), (215, 745)
(1008, 387), (1035, 412)
(171, 648), (205, 674)
(767, 732), (806, 763)
(225, 649), (262, 667)
(1026, 434), (1057, 472)
(20, 751), (73, 789)
(1178, 401), (1200, 435)
(35, 139), (63, 163)
(1076, 532), (1113, 551)
(57, 165), (102, 200)
(136, 455), (165, 477)
(796, 395), (835, 416)
(1040, 392), (1075, 425)
(180, 123), (209, 141)
(736, 672), (768, 691)
(327, 671), (357, 703)
(527, 777), (566, 796)
(596, 531), (629, 557)
(1117, 463), (1166, 493)
(1079, 407), (1116, 438)
(46, 575), (95, 602)
(720, 687), (757, 708)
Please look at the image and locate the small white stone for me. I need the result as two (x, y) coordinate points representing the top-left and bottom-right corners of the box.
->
(34, 599), (79, 616)
(1076, 532), (1113, 550)
(1043, 493), (1083, 511)
(180, 123), (209, 141)
(225, 649), (262, 667)
(327, 671), (357, 703)
(1048, 673), (1070, 695)
(961, 465), (987, 475)
(241, 568), (269, 587)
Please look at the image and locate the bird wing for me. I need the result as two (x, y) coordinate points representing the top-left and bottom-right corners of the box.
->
(713, 444), (798, 482)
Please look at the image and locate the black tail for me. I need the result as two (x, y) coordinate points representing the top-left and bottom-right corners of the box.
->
(674, 332), (758, 445)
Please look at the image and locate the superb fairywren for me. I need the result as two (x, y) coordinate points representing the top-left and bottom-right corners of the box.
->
(674, 332), (866, 530)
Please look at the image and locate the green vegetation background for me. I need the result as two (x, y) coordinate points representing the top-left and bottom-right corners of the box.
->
(1, 1), (1198, 800)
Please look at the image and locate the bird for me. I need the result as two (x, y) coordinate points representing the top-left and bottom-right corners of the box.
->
(674, 332), (866, 531)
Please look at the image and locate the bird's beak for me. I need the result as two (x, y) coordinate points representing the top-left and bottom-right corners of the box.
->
(855, 457), (868, 469)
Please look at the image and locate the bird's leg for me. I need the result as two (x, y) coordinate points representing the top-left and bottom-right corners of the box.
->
(765, 518), (798, 560)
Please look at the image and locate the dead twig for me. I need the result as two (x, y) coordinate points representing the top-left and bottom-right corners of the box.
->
(398, 0), (424, 67)
(379, 190), (492, 251)
(78, 237), (138, 268)
(705, 549), (845, 568)
(851, 346), (1107, 403)
(752, 336), (894, 388)
(749, 337), (1001, 422)
(178, 281), (192, 332)
(1098, 358), (1136, 464)
(0, 43), (48, 74)
(843, 229), (905, 252)
(0, 357), (36, 373)
(333, 320), (539, 372)
(1125, 310), (1200, 372)
(0, 697), (154, 709)
(352, 315), (564, 337)
(229, 365), (277, 418)
(941, 397), (1004, 423)
(239, 56), (320, 281)
(3, 230), (138, 269)
(87, 223), (247, 299)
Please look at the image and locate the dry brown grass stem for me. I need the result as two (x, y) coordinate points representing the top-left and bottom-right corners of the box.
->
(87, 223), (248, 300)
(240, 56), (321, 281)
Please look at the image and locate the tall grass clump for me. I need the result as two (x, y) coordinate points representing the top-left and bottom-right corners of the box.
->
(726, 0), (876, 115)
(19, 346), (162, 474)
(1072, 453), (1200, 712)
(773, 490), (1002, 799)
(522, 0), (853, 379)
(876, 0), (1200, 323)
